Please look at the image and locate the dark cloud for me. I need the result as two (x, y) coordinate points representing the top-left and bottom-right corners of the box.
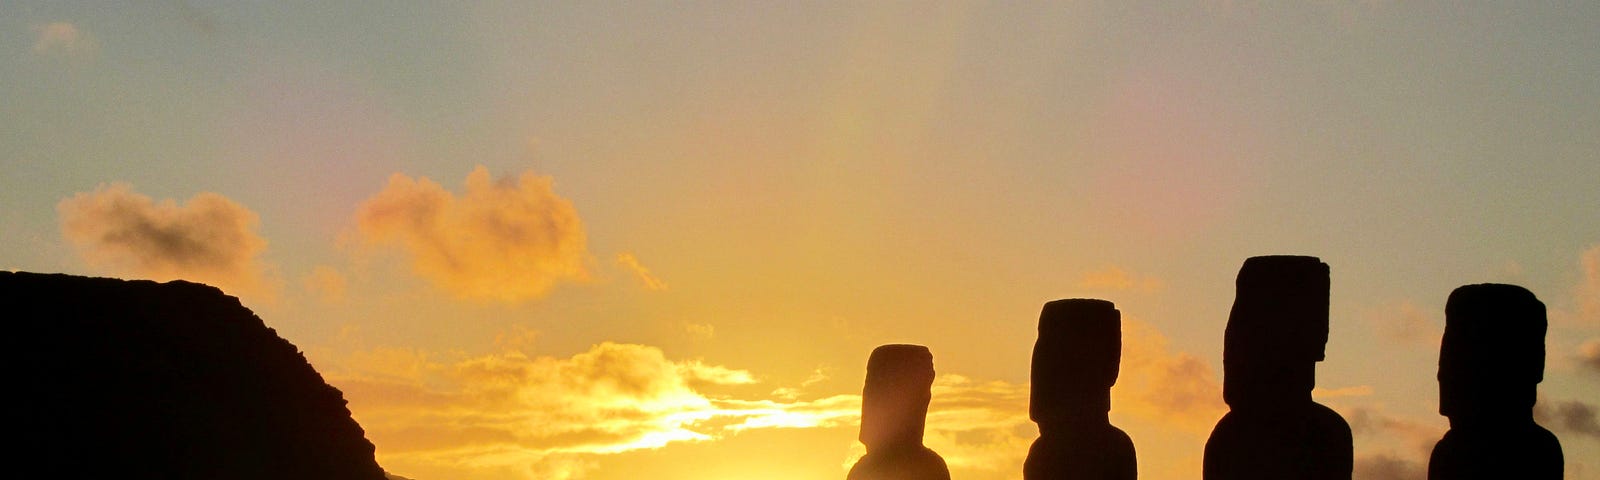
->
(58, 183), (273, 297)
(1354, 453), (1426, 480)
(1535, 398), (1600, 440)
(1578, 338), (1600, 375)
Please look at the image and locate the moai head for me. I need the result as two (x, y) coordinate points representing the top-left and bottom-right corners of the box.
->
(860, 344), (937, 450)
(1222, 255), (1330, 407)
(1439, 284), (1546, 419)
(1031, 299), (1121, 423)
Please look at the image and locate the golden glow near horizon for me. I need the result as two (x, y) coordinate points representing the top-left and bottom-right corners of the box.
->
(4, 2), (1599, 479)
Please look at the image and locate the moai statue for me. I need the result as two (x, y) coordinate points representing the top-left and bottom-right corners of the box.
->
(1024, 299), (1137, 480)
(1204, 255), (1352, 480)
(1428, 284), (1563, 479)
(847, 344), (951, 480)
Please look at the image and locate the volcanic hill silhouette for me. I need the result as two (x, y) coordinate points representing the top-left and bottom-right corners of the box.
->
(0, 271), (387, 480)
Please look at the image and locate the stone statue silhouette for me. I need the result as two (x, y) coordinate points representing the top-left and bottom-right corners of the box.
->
(1428, 284), (1563, 479)
(1024, 299), (1136, 480)
(1204, 255), (1352, 480)
(847, 344), (951, 480)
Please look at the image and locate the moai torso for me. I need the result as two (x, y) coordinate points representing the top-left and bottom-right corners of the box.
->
(1024, 299), (1136, 480)
(1428, 284), (1563, 479)
(1204, 256), (1352, 480)
(847, 344), (951, 480)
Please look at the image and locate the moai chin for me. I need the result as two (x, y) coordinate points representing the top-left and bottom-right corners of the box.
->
(847, 344), (951, 480)
(1204, 256), (1352, 480)
(1024, 299), (1136, 480)
(1428, 284), (1563, 479)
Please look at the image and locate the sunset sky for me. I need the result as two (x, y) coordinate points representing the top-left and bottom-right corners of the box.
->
(3, 2), (1598, 479)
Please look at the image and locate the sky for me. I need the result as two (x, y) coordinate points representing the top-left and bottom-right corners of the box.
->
(3, 2), (1598, 479)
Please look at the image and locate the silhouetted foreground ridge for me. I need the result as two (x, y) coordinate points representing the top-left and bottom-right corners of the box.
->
(0, 272), (387, 480)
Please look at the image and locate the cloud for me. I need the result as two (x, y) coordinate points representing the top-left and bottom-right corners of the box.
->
(303, 265), (347, 303)
(1113, 316), (1227, 432)
(1579, 338), (1600, 374)
(353, 166), (589, 302)
(771, 366), (829, 400)
(1577, 244), (1600, 324)
(1341, 405), (1446, 480)
(1344, 406), (1445, 447)
(58, 183), (274, 298)
(681, 322), (715, 340)
(329, 341), (859, 480)
(1313, 385), (1375, 398)
(1076, 266), (1164, 292)
(332, 339), (1048, 480)
(1535, 398), (1600, 441)
(1353, 453), (1426, 480)
(615, 253), (667, 290)
(923, 375), (1035, 474)
(1366, 301), (1441, 347)
(31, 22), (98, 57)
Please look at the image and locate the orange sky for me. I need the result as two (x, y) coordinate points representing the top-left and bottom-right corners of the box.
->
(4, 2), (1599, 479)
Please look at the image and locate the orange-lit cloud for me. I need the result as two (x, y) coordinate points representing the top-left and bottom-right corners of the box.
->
(1353, 453), (1426, 480)
(57, 183), (274, 298)
(31, 22), (97, 57)
(329, 341), (858, 480)
(1342, 405), (1446, 480)
(1579, 338), (1600, 374)
(923, 375), (1034, 474)
(1076, 266), (1164, 292)
(353, 166), (589, 302)
(615, 252), (667, 291)
(1577, 244), (1600, 323)
(1113, 317), (1227, 433)
(303, 265), (347, 303)
(333, 316), (1231, 479)
(1366, 301), (1442, 347)
(1313, 385), (1375, 399)
(681, 322), (715, 340)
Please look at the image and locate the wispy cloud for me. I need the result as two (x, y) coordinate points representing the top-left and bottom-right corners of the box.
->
(57, 183), (274, 298)
(31, 22), (98, 58)
(615, 252), (668, 291)
(353, 166), (589, 302)
(1579, 338), (1600, 375)
(1342, 406), (1446, 480)
(1113, 316), (1227, 432)
(681, 322), (715, 340)
(1576, 244), (1600, 324)
(329, 341), (858, 480)
(1076, 266), (1164, 292)
(1535, 397), (1600, 441)
(1314, 385), (1375, 398)
(302, 265), (347, 303)
(1353, 453), (1426, 480)
(923, 375), (1034, 474)
(1365, 301), (1442, 347)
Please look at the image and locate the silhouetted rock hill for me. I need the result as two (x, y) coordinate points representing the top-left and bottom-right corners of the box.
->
(0, 272), (387, 480)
